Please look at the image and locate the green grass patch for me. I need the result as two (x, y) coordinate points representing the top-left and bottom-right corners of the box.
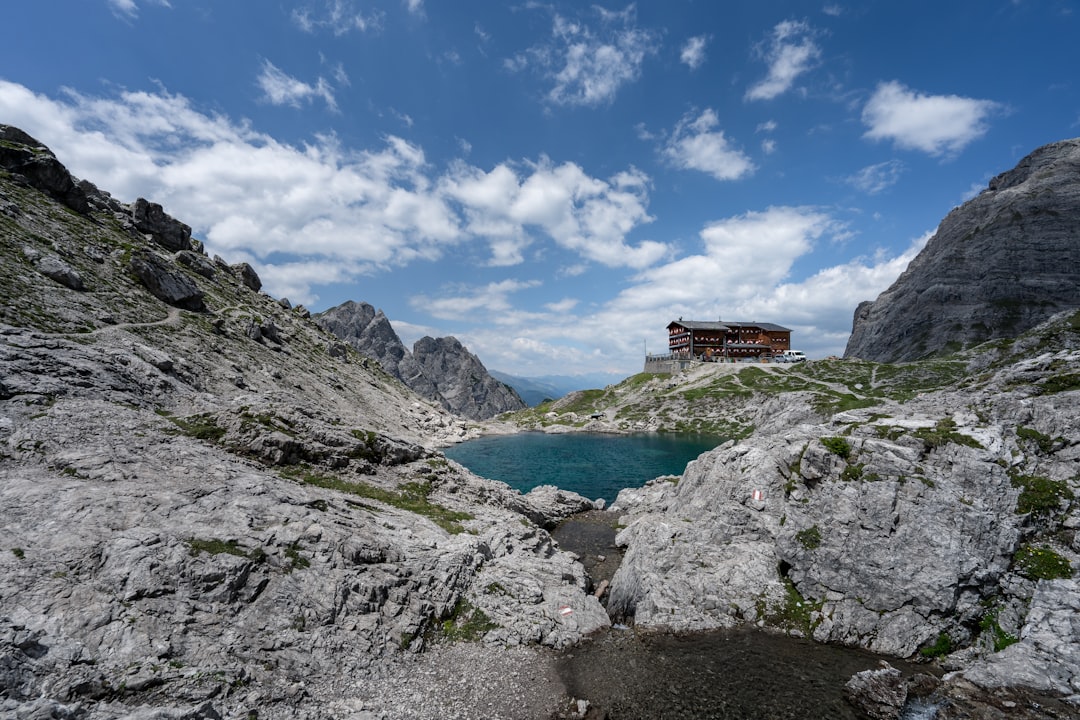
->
(1010, 473), (1074, 518)
(795, 525), (822, 550)
(821, 436), (852, 460)
(919, 632), (952, 659)
(440, 599), (499, 642)
(912, 418), (984, 451)
(756, 578), (823, 636)
(1013, 544), (1073, 580)
(158, 410), (226, 443)
(1040, 372), (1080, 394)
(979, 609), (1019, 652)
(187, 538), (265, 562)
(1015, 426), (1058, 454)
(283, 468), (473, 534)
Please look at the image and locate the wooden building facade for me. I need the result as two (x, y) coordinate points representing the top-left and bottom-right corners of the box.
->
(666, 319), (792, 360)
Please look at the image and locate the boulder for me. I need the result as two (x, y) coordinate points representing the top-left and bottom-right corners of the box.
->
(34, 254), (85, 291)
(127, 251), (206, 311)
(132, 198), (192, 252)
(232, 262), (262, 292)
(843, 662), (908, 720)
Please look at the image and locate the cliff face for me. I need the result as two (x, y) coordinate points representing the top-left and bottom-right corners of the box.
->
(316, 301), (525, 420)
(845, 137), (1080, 362)
(0, 126), (606, 719)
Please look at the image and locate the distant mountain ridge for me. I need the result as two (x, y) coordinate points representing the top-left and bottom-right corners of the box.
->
(489, 370), (627, 406)
(315, 300), (524, 420)
(845, 137), (1080, 362)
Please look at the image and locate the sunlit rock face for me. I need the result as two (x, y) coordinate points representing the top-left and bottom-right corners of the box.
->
(846, 137), (1080, 362)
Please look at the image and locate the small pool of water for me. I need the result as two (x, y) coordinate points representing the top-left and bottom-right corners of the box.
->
(444, 432), (721, 503)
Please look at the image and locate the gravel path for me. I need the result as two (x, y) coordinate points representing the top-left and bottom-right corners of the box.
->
(319, 643), (573, 720)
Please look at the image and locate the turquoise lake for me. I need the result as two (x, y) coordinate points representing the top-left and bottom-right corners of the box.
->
(443, 432), (722, 503)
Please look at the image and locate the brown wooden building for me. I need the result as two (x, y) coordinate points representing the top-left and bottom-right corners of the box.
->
(666, 319), (791, 360)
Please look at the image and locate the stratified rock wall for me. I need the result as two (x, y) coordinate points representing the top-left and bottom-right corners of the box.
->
(845, 138), (1080, 362)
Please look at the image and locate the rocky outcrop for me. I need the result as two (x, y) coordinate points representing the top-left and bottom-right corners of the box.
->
(0, 125), (89, 214)
(605, 314), (1080, 705)
(316, 301), (525, 420)
(0, 127), (606, 719)
(846, 137), (1080, 362)
(412, 335), (526, 421)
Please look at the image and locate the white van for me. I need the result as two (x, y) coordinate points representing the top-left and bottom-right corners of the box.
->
(775, 350), (806, 363)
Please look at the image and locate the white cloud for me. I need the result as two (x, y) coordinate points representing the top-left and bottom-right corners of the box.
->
(256, 60), (338, 111)
(822, 4), (843, 17)
(291, 0), (383, 35)
(0, 79), (664, 304)
(729, 231), (931, 357)
(847, 159), (905, 194)
(403, 0), (424, 17)
(762, 139), (777, 155)
(411, 279), (542, 321)
(441, 160), (667, 269)
(756, 120), (778, 133)
(662, 109), (755, 181)
(509, 6), (660, 107)
(680, 35), (708, 70)
(107, 0), (170, 20)
(862, 81), (1000, 157)
(746, 20), (822, 101)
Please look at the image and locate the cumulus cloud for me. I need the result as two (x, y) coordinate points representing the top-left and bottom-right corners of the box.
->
(746, 19), (821, 101)
(507, 5), (660, 107)
(0, 79), (664, 304)
(662, 109), (755, 181)
(680, 35), (708, 70)
(256, 60), (338, 111)
(441, 160), (667, 268)
(847, 159), (905, 194)
(291, 0), (383, 35)
(862, 81), (1000, 156)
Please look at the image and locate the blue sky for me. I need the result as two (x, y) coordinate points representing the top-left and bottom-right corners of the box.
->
(1, 1), (1077, 378)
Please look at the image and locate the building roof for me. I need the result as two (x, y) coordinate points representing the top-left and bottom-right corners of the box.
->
(668, 319), (791, 333)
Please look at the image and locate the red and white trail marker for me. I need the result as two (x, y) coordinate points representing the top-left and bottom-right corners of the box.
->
(751, 489), (764, 502)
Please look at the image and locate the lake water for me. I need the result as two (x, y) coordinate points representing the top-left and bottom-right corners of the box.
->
(443, 432), (721, 503)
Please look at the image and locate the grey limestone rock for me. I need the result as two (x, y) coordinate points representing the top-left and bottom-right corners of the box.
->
(127, 251), (206, 312)
(843, 662), (908, 720)
(231, 262), (262, 292)
(0, 125), (89, 214)
(34, 254), (85, 291)
(846, 137), (1080, 362)
(413, 335), (527, 421)
(0, 126), (603, 718)
(132, 198), (193, 253)
(316, 301), (526, 420)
